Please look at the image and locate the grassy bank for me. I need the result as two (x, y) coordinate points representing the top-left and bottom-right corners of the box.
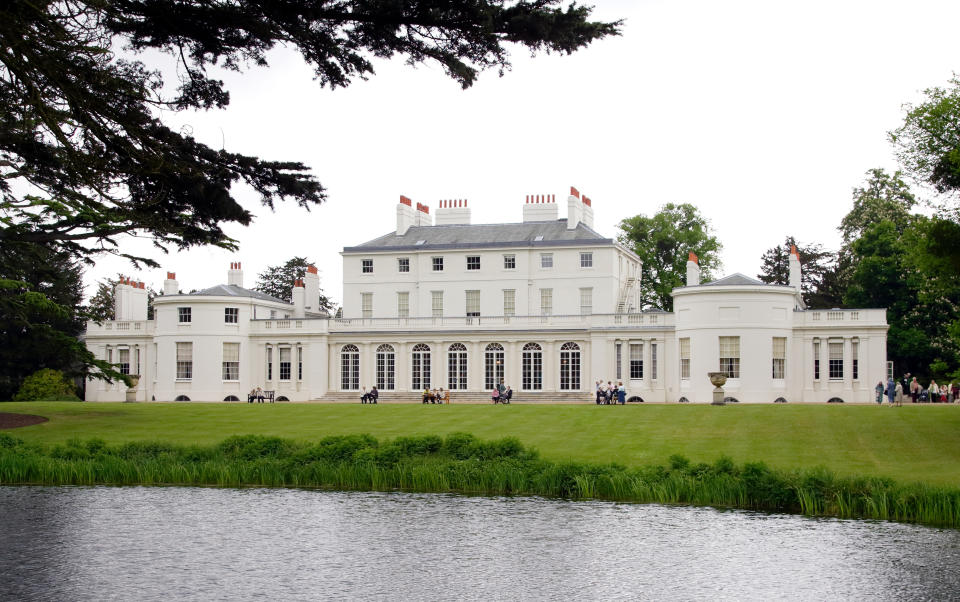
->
(4, 402), (960, 486)
(2, 431), (959, 529)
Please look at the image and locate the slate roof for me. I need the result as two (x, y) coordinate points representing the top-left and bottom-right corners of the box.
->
(190, 284), (289, 304)
(701, 273), (770, 286)
(344, 219), (612, 253)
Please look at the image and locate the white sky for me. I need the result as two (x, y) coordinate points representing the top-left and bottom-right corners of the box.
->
(86, 0), (960, 306)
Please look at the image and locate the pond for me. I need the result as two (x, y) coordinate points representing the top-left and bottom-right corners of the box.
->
(2, 487), (959, 600)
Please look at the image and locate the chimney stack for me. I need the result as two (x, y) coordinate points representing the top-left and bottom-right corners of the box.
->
(115, 278), (149, 320)
(567, 186), (583, 230)
(228, 261), (243, 287)
(163, 271), (179, 296)
(292, 278), (306, 318)
(522, 193), (559, 222)
(396, 195), (415, 235)
(789, 244), (802, 291)
(415, 202), (432, 227)
(304, 264), (320, 313)
(686, 252), (701, 286)
(435, 199), (472, 225)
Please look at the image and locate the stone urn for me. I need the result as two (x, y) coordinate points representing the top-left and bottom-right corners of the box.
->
(125, 375), (140, 403)
(707, 372), (727, 405)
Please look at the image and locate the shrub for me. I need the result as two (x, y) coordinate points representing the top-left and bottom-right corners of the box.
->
(13, 369), (79, 401)
(217, 435), (295, 460)
(669, 454), (690, 470)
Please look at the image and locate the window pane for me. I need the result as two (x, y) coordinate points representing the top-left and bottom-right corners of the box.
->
(503, 290), (515, 316)
(719, 336), (740, 379)
(580, 252), (593, 268)
(466, 290), (480, 317)
(503, 255), (516, 269)
(630, 343), (643, 380)
(397, 292), (409, 318)
(579, 288), (592, 315)
(540, 289), (552, 315)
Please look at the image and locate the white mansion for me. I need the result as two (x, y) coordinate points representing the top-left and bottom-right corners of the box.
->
(84, 189), (888, 403)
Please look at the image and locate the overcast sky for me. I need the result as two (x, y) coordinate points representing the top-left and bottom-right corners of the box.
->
(88, 0), (960, 307)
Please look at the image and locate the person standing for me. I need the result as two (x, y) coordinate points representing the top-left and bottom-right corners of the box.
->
(910, 377), (919, 403)
(930, 380), (940, 403)
(895, 380), (903, 406)
(875, 381), (884, 405)
(617, 381), (626, 405)
(595, 380), (603, 405)
(886, 377), (896, 406)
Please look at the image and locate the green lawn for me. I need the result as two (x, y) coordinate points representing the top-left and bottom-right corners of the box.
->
(3, 402), (960, 486)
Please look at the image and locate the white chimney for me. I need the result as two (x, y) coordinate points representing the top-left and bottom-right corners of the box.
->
(163, 271), (179, 296)
(686, 252), (701, 286)
(115, 278), (148, 320)
(567, 186), (582, 230)
(114, 278), (131, 320)
(396, 195), (415, 235)
(415, 202), (432, 227)
(522, 193), (559, 222)
(228, 261), (243, 287)
(435, 199), (472, 225)
(789, 244), (802, 290)
(581, 195), (594, 229)
(304, 264), (320, 313)
(292, 278), (306, 318)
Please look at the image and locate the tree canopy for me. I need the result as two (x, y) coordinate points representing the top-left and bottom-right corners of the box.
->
(839, 168), (915, 244)
(617, 203), (722, 311)
(891, 74), (960, 200)
(0, 0), (620, 265)
(255, 257), (335, 313)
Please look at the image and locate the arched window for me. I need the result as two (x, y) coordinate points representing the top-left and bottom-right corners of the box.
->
(174, 395), (191, 402)
(411, 343), (431, 390)
(448, 343), (468, 390)
(560, 342), (581, 390)
(485, 343), (504, 390)
(341, 344), (359, 390)
(276, 396), (289, 402)
(522, 343), (543, 391)
(223, 395), (240, 402)
(376, 344), (395, 390)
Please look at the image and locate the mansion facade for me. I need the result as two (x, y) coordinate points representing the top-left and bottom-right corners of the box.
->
(83, 189), (888, 403)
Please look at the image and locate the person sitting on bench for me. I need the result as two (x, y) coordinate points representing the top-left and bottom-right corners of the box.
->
(422, 388), (434, 404)
(370, 387), (379, 404)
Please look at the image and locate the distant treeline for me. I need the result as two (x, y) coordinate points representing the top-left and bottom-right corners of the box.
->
(2, 432), (959, 529)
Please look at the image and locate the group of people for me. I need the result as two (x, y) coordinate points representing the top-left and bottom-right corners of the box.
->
(360, 387), (379, 404)
(423, 388), (450, 404)
(247, 387), (268, 403)
(491, 382), (513, 404)
(595, 380), (626, 405)
(875, 373), (960, 405)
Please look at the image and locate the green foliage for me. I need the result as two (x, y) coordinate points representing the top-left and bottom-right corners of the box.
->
(4, 432), (960, 528)
(254, 257), (334, 311)
(839, 168), (915, 244)
(617, 203), (723, 310)
(891, 74), (960, 198)
(1, 1), (619, 266)
(12, 369), (79, 402)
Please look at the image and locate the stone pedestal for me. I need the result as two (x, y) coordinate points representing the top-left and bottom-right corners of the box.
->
(712, 387), (725, 405)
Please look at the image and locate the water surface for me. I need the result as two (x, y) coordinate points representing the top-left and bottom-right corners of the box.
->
(2, 487), (958, 600)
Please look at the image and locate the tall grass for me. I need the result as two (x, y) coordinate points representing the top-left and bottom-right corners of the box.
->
(2, 431), (960, 529)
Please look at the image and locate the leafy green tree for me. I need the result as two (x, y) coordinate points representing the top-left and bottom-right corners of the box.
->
(0, 242), (127, 399)
(85, 275), (157, 323)
(617, 203), (722, 311)
(890, 74), (960, 199)
(255, 257), (335, 312)
(757, 236), (843, 307)
(839, 168), (915, 244)
(1, 1), (620, 266)
(13, 368), (80, 402)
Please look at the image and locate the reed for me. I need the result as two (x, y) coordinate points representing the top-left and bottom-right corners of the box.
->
(2, 431), (960, 529)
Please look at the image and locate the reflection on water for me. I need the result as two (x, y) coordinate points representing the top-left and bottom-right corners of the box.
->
(1, 486), (959, 601)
